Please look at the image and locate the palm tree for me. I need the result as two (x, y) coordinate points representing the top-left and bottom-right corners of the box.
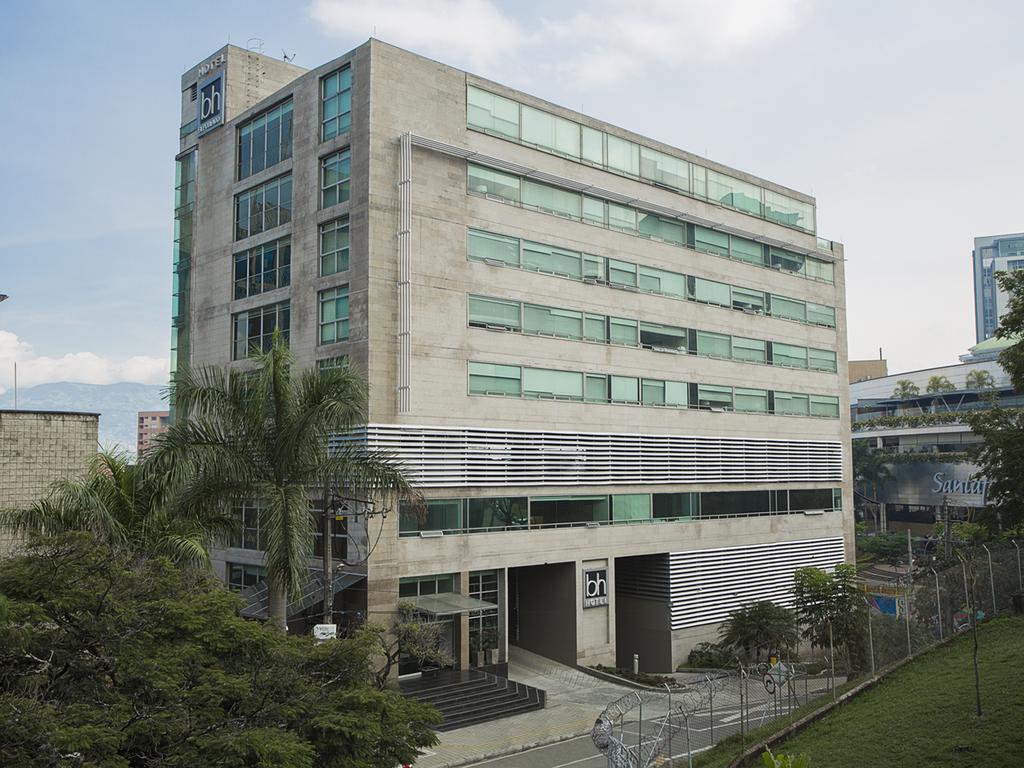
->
(965, 369), (995, 391)
(148, 335), (417, 630)
(0, 449), (225, 567)
(926, 375), (955, 394)
(892, 379), (919, 399)
(718, 601), (798, 662)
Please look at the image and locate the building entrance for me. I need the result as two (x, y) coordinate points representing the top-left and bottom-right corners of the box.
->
(507, 562), (576, 666)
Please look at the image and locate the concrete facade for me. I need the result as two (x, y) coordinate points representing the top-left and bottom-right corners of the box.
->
(178, 40), (852, 670)
(972, 231), (1024, 343)
(0, 410), (98, 553)
(136, 410), (169, 457)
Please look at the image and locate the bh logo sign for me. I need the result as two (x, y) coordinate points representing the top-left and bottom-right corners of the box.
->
(197, 73), (224, 136)
(583, 569), (608, 608)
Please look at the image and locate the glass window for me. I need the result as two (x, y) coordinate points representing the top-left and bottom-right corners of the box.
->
(772, 342), (808, 369)
(639, 147), (689, 192)
(692, 277), (731, 307)
(583, 254), (606, 281)
(640, 322), (687, 352)
(469, 229), (520, 266)
(468, 164), (520, 202)
(612, 494), (652, 521)
(638, 265), (686, 297)
(467, 497), (528, 530)
(732, 287), (765, 312)
(697, 384), (733, 410)
(642, 378), (665, 406)
(235, 175), (291, 240)
(523, 367), (583, 400)
(228, 563), (267, 591)
(609, 317), (638, 346)
(807, 302), (836, 327)
(523, 304), (583, 338)
(608, 203), (637, 233)
(582, 196), (605, 226)
(833, 488), (843, 510)
(653, 492), (697, 520)
(805, 257), (835, 283)
(322, 67), (352, 140)
(665, 380), (688, 408)
(522, 180), (581, 219)
(469, 362), (521, 395)
(469, 296), (521, 329)
(774, 391), (810, 416)
(521, 105), (580, 157)
(730, 236), (764, 265)
(320, 218), (349, 276)
(318, 355), (349, 371)
(763, 190), (815, 233)
(707, 170), (762, 215)
(608, 259), (637, 287)
(400, 499), (463, 534)
(732, 336), (766, 363)
(530, 496), (608, 527)
(734, 387), (769, 413)
(581, 126), (603, 165)
(584, 314), (607, 342)
(319, 285), (350, 344)
(522, 241), (582, 277)
(693, 226), (730, 256)
(467, 86), (519, 139)
(770, 295), (807, 322)
(769, 247), (805, 275)
(610, 376), (639, 403)
(810, 395), (840, 418)
(233, 238), (290, 299)
(638, 213), (685, 245)
(238, 100), (293, 180)
(321, 149), (351, 208)
(606, 134), (639, 175)
(788, 489), (833, 511)
(232, 301), (289, 359)
(696, 330), (731, 359)
(230, 501), (263, 550)
(701, 490), (770, 517)
(809, 348), (837, 372)
(585, 374), (609, 402)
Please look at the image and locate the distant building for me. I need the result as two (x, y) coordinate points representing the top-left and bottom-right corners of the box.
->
(973, 232), (1024, 343)
(849, 358), (887, 384)
(0, 410), (98, 554)
(137, 410), (170, 456)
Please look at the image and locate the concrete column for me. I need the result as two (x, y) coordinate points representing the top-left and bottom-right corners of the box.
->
(457, 570), (470, 670)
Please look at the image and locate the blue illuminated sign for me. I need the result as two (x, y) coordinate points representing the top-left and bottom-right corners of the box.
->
(197, 73), (224, 136)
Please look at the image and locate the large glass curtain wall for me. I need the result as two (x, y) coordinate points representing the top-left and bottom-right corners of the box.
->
(468, 86), (818, 234)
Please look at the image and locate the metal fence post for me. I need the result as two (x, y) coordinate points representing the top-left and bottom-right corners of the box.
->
(932, 567), (943, 641)
(982, 544), (997, 616)
(665, 683), (673, 768)
(905, 529), (914, 657)
(706, 675), (714, 743)
(864, 596), (876, 677)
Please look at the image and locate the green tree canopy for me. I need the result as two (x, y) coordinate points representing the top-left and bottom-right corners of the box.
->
(994, 269), (1024, 392)
(965, 369), (995, 391)
(0, 533), (438, 767)
(926, 375), (955, 394)
(792, 564), (866, 672)
(718, 601), (798, 662)
(0, 450), (228, 568)
(148, 336), (418, 629)
(892, 379), (920, 399)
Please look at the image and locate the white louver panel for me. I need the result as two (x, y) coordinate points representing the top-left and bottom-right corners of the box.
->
(669, 537), (846, 630)
(342, 424), (843, 488)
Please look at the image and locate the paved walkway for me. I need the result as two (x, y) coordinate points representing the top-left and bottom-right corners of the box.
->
(414, 648), (633, 768)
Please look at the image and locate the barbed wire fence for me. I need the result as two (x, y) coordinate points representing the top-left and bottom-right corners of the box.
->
(591, 540), (1024, 768)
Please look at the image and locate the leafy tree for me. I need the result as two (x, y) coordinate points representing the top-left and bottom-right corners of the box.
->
(792, 564), (866, 672)
(0, 450), (227, 567)
(0, 532), (438, 767)
(366, 603), (452, 687)
(684, 641), (734, 669)
(148, 336), (417, 630)
(856, 532), (907, 565)
(892, 379), (919, 399)
(718, 601), (798, 662)
(965, 369), (995, 391)
(967, 405), (1024, 531)
(994, 269), (1024, 392)
(925, 375), (955, 394)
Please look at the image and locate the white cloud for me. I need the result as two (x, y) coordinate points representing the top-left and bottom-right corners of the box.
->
(308, 0), (804, 87)
(0, 330), (168, 393)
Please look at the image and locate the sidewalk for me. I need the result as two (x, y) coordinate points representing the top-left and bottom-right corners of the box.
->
(414, 648), (633, 768)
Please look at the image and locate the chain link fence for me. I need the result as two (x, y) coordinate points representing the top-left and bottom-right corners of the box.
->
(592, 540), (1024, 768)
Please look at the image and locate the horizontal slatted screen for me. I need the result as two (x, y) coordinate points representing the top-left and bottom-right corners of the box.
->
(341, 424), (843, 488)
(669, 536), (845, 629)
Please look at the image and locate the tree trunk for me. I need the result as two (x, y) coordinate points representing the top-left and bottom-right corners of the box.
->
(268, 577), (289, 632)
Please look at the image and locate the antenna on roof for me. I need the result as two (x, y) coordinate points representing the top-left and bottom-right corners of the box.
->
(283, 50), (296, 62)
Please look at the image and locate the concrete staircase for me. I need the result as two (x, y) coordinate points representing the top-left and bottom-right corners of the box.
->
(400, 669), (545, 731)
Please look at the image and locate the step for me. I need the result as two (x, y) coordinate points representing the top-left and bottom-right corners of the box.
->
(408, 679), (499, 704)
(436, 689), (526, 716)
(401, 675), (489, 698)
(439, 700), (545, 731)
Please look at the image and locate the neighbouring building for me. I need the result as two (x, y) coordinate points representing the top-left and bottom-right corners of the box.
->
(850, 359), (1017, 534)
(136, 410), (170, 457)
(173, 41), (851, 673)
(973, 232), (1024, 343)
(849, 358), (887, 384)
(0, 410), (98, 553)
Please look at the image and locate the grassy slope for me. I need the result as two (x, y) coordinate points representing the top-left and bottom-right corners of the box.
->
(775, 615), (1024, 767)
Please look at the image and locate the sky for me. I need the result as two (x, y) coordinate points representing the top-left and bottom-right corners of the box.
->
(1, 0), (1022, 393)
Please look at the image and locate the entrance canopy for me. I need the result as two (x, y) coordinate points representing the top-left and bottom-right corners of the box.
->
(409, 592), (495, 617)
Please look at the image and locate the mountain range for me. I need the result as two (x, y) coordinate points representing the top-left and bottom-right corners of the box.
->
(0, 382), (167, 456)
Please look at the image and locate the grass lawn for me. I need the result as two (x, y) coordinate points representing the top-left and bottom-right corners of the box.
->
(772, 615), (1024, 767)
